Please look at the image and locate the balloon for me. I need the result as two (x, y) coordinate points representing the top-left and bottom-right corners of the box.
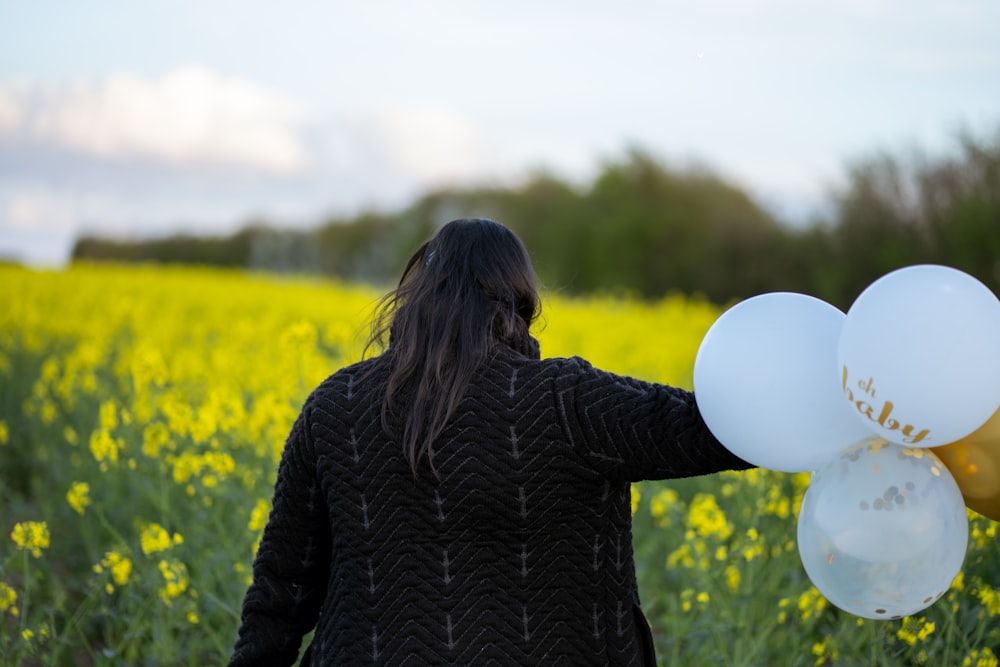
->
(933, 406), (1000, 520)
(797, 436), (968, 619)
(838, 264), (1000, 448)
(694, 292), (874, 473)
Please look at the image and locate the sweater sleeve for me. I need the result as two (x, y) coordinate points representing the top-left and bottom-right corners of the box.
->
(553, 356), (753, 483)
(228, 399), (332, 667)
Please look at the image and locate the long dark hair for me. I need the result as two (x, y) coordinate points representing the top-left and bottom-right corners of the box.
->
(365, 218), (541, 476)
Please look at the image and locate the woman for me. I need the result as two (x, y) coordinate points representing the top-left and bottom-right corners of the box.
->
(228, 218), (750, 666)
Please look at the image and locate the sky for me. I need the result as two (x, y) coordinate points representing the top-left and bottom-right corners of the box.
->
(1, 1), (999, 266)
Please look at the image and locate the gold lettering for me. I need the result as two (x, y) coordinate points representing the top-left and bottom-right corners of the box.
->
(902, 425), (930, 445)
(843, 368), (856, 402)
(877, 401), (900, 430)
(840, 366), (930, 446)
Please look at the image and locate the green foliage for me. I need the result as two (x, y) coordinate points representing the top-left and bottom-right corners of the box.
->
(71, 228), (260, 268)
(810, 127), (1000, 307)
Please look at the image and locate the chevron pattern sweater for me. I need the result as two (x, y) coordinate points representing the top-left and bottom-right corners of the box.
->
(228, 345), (750, 666)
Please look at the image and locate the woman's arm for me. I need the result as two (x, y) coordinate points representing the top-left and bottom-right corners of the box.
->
(553, 356), (753, 483)
(228, 400), (332, 666)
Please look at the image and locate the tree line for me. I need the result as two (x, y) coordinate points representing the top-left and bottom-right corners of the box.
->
(72, 126), (1000, 311)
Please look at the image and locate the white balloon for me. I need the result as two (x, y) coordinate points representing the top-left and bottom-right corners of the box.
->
(838, 264), (1000, 447)
(797, 437), (968, 619)
(694, 292), (873, 473)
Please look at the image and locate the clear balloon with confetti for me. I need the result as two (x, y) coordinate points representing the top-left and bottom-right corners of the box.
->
(797, 436), (969, 619)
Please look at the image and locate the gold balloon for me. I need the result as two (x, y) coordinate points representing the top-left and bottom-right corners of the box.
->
(933, 406), (1000, 521)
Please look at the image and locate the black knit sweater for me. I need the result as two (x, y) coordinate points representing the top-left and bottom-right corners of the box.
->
(228, 345), (750, 666)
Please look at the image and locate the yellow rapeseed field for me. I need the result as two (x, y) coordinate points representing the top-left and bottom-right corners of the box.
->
(2, 263), (999, 666)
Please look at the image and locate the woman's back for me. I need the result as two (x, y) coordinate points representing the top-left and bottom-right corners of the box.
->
(228, 219), (750, 666)
(231, 344), (748, 666)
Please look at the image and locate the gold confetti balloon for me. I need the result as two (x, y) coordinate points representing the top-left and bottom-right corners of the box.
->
(933, 406), (1000, 521)
(797, 436), (969, 619)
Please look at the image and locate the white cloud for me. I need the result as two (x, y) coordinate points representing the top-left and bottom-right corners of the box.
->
(0, 65), (312, 174)
(2, 188), (150, 234)
(0, 82), (24, 130)
(4, 190), (78, 232)
(355, 104), (499, 188)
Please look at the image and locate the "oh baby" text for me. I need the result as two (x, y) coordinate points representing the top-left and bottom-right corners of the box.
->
(842, 366), (930, 445)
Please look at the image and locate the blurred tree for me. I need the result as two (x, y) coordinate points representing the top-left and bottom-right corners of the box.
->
(69, 124), (1000, 308)
(568, 149), (784, 302)
(817, 126), (1000, 308)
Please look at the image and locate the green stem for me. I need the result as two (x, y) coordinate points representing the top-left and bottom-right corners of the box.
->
(939, 600), (959, 666)
(93, 507), (130, 550)
(58, 583), (104, 665)
(19, 549), (29, 636)
(202, 589), (240, 622)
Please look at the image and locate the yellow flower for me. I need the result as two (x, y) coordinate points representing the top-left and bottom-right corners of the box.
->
(741, 526), (766, 562)
(0, 419), (8, 445)
(101, 551), (133, 586)
(187, 611), (200, 624)
(159, 395), (194, 438)
(679, 588), (710, 613)
(777, 597), (790, 624)
(897, 617), (935, 646)
(10, 521), (50, 558)
(630, 486), (640, 515)
(157, 559), (189, 606)
(798, 586), (827, 621)
(649, 488), (678, 525)
(667, 543), (694, 570)
(234, 561), (252, 586)
(687, 493), (732, 540)
(725, 563), (741, 591)
(89, 428), (121, 467)
(964, 648), (999, 667)
(40, 400), (57, 425)
(971, 519), (998, 550)
(979, 586), (1000, 616)
(812, 636), (837, 666)
(130, 345), (168, 391)
(171, 451), (204, 484)
(248, 498), (271, 532)
(742, 541), (765, 563)
(280, 320), (317, 353)
(0, 581), (18, 616)
(758, 484), (791, 519)
(66, 481), (91, 515)
(142, 421), (171, 459)
(140, 522), (178, 556)
(99, 399), (119, 430)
